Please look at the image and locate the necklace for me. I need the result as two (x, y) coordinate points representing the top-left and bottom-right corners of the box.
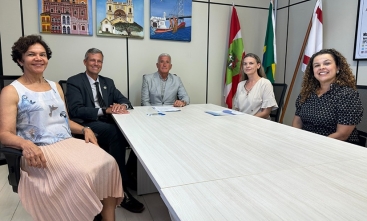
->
(244, 78), (260, 96)
(244, 81), (254, 96)
(244, 85), (251, 96)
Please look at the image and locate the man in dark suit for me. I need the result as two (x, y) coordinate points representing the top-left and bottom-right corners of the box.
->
(66, 48), (144, 213)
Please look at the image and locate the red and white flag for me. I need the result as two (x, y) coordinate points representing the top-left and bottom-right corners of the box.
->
(301, 0), (323, 72)
(224, 6), (244, 108)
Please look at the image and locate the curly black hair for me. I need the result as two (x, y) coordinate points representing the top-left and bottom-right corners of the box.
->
(11, 35), (52, 72)
(299, 48), (357, 103)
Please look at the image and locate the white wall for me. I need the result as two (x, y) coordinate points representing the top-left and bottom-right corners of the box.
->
(0, 0), (269, 105)
(1, 0), (366, 126)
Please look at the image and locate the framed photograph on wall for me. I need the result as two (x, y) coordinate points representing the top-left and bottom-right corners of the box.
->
(150, 0), (192, 42)
(38, 0), (93, 36)
(353, 0), (367, 60)
(96, 0), (144, 38)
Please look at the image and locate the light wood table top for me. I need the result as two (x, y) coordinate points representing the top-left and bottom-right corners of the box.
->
(161, 158), (367, 220)
(113, 104), (367, 220)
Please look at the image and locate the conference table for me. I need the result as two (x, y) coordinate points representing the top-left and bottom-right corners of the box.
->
(113, 104), (367, 221)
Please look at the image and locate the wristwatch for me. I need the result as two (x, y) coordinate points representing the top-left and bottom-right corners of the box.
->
(82, 126), (91, 135)
(121, 103), (129, 109)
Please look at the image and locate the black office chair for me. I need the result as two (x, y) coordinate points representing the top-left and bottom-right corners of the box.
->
(270, 83), (287, 122)
(356, 85), (367, 147)
(0, 151), (6, 165)
(0, 147), (22, 192)
(58, 80), (69, 106)
(0, 76), (20, 166)
(0, 75), (23, 192)
(58, 80), (84, 125)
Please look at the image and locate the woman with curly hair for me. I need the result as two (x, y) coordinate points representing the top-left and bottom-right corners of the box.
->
(233, 53), (278, 119)
(292, 48), (363, 144)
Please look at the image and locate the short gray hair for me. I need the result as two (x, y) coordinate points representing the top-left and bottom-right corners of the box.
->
(157, 53), (171, 63)
(84, 48), (104, 60)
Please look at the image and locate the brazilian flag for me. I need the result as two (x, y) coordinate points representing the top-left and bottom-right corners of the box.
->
(263, 1), (276, 83)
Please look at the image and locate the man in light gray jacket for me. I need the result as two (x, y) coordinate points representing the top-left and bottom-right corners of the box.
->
(141, 53), (190, 106)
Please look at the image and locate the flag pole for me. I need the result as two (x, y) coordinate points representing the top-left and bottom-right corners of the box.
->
(279, 17), (312, 123)
(273, 0), (277, 29)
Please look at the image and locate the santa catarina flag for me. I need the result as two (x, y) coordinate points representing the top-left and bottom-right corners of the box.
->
(263, 0), (277, 83)
(224, 6), (244, 109)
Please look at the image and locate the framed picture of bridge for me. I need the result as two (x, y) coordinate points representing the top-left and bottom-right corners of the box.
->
(150, 0), (192, 42)
(96, 0), (144, 38)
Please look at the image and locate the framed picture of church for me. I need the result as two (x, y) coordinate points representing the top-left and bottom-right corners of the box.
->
(96, 0), (144, 38)
(38, 0), (93, 35)
(150, 0), (192, 42)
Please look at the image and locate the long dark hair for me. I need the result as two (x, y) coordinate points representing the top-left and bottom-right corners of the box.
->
(242, 53), (266, 80)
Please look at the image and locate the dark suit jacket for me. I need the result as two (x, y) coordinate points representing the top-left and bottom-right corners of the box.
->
(66, 72), (132, 121)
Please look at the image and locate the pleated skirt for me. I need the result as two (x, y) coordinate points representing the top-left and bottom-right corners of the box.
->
(18, 138), (123, 221)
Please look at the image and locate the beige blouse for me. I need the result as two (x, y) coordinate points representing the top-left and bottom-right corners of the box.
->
(234, 78), (278, 116)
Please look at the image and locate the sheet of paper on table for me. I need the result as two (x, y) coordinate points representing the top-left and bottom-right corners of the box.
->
(205, 109), (244, 116)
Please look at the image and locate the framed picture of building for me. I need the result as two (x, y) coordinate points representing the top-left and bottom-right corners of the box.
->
(96, 0), (144, 38)
(38, 0), (93, 35)
(354, 0), (367, 60)
(150, 0), (192, 42)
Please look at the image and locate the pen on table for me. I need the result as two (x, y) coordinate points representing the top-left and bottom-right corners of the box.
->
(146, 112), (165, 116)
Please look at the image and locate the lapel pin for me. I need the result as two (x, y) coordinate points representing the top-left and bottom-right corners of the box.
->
(103, 86), (107, 89)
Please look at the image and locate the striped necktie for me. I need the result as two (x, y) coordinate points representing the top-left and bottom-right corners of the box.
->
(94, 82), (106, 108)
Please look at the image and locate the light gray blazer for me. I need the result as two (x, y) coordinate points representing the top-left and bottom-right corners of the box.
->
(141, 72), (190, 106)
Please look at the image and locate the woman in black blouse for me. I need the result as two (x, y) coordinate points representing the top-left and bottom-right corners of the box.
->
(292, 48), (363, 144)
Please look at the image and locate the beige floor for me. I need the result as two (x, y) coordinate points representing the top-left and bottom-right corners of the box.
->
(0, 165), (171, 221)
